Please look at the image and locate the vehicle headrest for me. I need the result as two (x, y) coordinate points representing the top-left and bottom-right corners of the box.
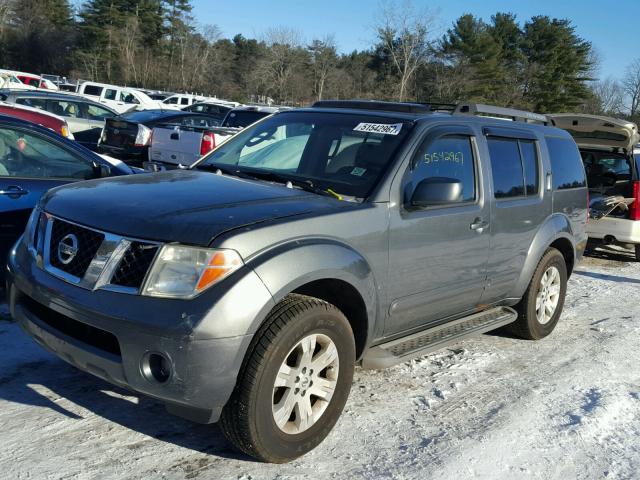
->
(355, 142), (387, 168)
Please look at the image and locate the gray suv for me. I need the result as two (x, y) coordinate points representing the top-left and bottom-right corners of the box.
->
(7, 101), (588, 462)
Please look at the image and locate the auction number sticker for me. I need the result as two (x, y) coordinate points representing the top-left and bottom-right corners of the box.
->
(353, 122), (403, 135)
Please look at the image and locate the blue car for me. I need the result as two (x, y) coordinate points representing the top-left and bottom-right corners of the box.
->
(0, 113), (136, 278)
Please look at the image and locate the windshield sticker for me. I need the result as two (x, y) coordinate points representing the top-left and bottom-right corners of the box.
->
(350, 167), (367, 176)
(424, 151), (465, 165)
(353, 122), (403, 135)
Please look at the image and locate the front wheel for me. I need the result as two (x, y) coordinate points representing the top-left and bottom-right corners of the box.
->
(220, 294), (355, 463)
(508, 248), (568, 340)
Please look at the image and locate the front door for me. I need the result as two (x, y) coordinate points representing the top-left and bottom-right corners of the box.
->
(0, 125), (97, 268)
(386, 126), (490, 336)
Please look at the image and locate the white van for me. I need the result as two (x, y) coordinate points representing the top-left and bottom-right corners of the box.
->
(550, 114), (640, 259)
(77, 82), (160, 113)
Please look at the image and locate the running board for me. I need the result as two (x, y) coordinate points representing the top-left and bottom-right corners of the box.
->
(362, 307), (517, 369)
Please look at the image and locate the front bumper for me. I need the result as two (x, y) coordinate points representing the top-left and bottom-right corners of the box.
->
(7, 241), (272, 423)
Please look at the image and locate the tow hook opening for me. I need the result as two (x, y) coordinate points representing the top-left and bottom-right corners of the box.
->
(603, 235), (617, 246)
(141, 352), (172, 384)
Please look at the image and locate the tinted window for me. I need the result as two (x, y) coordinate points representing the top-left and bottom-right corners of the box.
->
(223, 110), (271, 128)
(520, 140), (539, 195)
(0, 127), (94, 179)
(488, 138), (524, 198)
(408, 135), (476, 204)
(180, 98), (190, 105)
(83, 85), (103, 96)
(86, 104), (115, 120)
(47, 100), (82, 118)
(104, 89), (117, 100)
(15, 97), (47, 110)
(546, 136), (587, 190)
(164, 97), (178, 104)
(120, 92), (139, 104)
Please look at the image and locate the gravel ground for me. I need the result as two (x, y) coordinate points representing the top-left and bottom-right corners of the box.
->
(1, 248), (639, 480)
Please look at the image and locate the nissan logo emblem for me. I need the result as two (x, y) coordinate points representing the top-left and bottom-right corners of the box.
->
(57, 233), (79, 265)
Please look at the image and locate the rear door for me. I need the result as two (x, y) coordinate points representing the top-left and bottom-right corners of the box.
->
(386, 125), (490, 335)
(479, 127), (550, 304)
(0, 125), (97, 264)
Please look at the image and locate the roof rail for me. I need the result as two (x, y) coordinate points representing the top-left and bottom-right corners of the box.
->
(312, 100), (439, 114)
(454, 103), (549, 125)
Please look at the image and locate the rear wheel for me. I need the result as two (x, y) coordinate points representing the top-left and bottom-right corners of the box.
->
(508, 248), (567, 340)
(220, 294), (355, 463)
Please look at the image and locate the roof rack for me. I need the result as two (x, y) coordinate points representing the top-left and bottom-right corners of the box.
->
(312, 100), (447, 114)
(454, 103), (549, 125)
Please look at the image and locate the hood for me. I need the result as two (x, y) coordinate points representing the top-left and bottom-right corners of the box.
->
(549, 114), (640, 152)
(42, 170), (344, 246)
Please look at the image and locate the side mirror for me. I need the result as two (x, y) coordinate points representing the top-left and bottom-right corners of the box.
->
(93, 163), (111, 178)
(411, 177), (463, 207)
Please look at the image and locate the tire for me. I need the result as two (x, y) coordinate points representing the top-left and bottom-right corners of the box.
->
(508, 248), (568, 340)
(220, 294), (355, 463)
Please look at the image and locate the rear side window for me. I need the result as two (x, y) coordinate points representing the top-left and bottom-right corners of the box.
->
(546, 136), (587, 190)
(83, 85), (103, 96)
(16, 97), (47, 110)
(488, 137), (540, 198)
(104, 89), (117, 100)
(488, 138), (524, 198)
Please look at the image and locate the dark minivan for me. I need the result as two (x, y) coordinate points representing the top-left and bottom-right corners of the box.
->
(9, 101), (587, 462)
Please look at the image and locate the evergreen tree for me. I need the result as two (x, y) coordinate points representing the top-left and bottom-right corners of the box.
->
(521, 16), (593, 112)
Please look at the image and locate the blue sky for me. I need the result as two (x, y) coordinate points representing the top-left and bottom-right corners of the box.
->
(191, 0), (640, 80)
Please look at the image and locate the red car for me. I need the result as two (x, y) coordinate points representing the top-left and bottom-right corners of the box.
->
(15, 73), (51, 89)
(0, 103), (73, 139)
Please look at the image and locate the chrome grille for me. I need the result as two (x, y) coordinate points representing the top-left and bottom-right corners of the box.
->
(49, 219), (105, 278)
(110, 242), (158, 288)
(36, 214), (160, 293)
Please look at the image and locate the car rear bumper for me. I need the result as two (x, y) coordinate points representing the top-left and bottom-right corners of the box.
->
(587, 217), (640, 244)
(7, 242), (259, 424)
(98, 144), (146, 160)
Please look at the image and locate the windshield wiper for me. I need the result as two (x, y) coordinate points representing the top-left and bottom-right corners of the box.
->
(197, 164), (344, 200)
(234, 170), (343, 200)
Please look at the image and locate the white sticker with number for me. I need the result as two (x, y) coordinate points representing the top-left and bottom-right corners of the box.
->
(353, 122), (403, 135)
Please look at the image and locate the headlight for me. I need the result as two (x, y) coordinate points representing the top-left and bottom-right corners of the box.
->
(142, 245), (243, 299)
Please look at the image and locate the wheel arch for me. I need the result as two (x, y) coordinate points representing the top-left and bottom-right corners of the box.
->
(511, 214), (577, 299)
(248, 241), (379, 360)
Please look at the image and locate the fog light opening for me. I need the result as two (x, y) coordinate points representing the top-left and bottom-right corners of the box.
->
(142, 352), (172, 384)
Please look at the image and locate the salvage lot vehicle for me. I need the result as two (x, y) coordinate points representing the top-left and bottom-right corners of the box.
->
(0, 90), (118, 151)
(8, 100), (587, 462)
(76, 81), (160, 113)
(549, 114), (640, 259)
(0, 113), (135, 279)
(181, 100), (235, 121)
(221, 105), (288, 128)
(0, 102), (74, 140)
(98, 109), (222, 163)
(149, 123), (239, 166)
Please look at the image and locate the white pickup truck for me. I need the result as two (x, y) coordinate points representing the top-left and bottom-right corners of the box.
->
(148, 124), (240, 166)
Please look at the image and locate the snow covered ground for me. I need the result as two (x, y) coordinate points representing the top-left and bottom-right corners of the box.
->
(1, 248), (639, 480)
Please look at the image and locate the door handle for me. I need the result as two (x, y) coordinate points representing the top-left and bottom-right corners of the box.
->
(0, 185), (29, 196)
(470, 218), (489, 233)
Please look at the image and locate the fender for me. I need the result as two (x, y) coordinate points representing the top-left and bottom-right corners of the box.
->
(246, 239), (379, 344)
(510, 213), (576, 299)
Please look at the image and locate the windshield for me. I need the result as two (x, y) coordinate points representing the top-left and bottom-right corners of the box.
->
(195, 111), (413, 199)
(223, 110), (272, 128)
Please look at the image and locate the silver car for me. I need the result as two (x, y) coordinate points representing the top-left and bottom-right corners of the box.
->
(0, 89), (118, 151)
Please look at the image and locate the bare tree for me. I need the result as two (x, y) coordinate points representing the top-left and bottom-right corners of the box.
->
(592, 77), (625, 115)
(375, 0), (433, 102)
(308, 35), (337, 101)
(253, 27), (306, 103)
(623, 59), (640, 117)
